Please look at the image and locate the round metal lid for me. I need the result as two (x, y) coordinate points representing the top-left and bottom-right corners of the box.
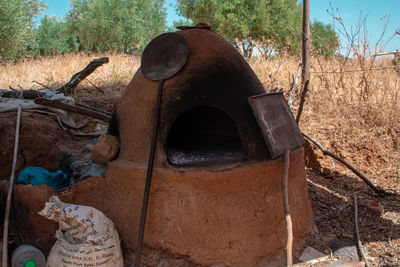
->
(141, 33), (190, 81)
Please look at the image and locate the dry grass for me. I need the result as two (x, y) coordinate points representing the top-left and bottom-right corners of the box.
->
(251, 55), (400, 192)
(1, 53), (399, 265)
(0, 53), (139, 91)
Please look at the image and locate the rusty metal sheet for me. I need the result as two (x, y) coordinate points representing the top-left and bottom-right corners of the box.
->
(141, 32), (189, 81)
(248, 92), (304, 159)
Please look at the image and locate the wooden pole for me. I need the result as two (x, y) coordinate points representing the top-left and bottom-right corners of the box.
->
(2, 105), (22, 267)
(296, 0), (310, 124)
(301, 0), (310, 87)
(282, 149), (293, 266)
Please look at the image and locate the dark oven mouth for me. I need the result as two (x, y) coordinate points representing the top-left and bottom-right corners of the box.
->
(166, 106), (244, 167)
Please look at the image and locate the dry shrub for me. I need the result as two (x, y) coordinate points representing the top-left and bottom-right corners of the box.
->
(0, 53), (139, 92)
(250, 55), (399, 193)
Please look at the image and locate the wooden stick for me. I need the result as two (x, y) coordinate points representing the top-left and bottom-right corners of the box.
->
(2, 105), (22, 267)
(282, 149), (293, 267)
(34, 98), (111, 122)
(55, 57), (109, 95)
(353, 194), (370, 267)
(301, 0), (310, 90)
(297, 0), (310, 125)
(302, 132), (389, 197)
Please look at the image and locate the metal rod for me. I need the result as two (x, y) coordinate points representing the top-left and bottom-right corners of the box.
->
(353, 194), (370, 267)
(135, 79), (165, 267)
(2, 105), (22, 267)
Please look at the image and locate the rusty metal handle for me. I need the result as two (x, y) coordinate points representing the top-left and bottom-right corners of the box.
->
(135, 79), (165, 266)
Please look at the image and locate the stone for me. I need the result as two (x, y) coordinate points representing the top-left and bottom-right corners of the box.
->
(299, 246), (326, 262)
(91, 135), (120, 164)
(366, 200), (384, 214)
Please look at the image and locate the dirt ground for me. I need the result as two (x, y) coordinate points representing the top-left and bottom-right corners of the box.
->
(1, 76), (399, 266)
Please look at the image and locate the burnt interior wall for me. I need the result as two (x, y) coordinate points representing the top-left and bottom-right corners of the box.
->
(166, 106), (244, 166)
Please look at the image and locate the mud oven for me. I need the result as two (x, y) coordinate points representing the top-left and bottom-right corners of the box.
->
(13, 27), (313, 266)
(102, 27), (314, 266)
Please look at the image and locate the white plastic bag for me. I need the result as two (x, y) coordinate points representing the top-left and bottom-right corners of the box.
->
(39, 196), (123, 267)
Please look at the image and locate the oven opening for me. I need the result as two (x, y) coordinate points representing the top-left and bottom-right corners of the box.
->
(166, 106), (244, 166)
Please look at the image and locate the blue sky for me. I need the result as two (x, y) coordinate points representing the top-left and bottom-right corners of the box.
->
(40, 0), (399, 53)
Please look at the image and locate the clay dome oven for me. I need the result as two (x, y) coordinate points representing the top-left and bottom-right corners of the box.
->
(105, 28), (313, 266)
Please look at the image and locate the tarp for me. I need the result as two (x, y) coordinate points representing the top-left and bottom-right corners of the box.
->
(0, 91), (107, 136)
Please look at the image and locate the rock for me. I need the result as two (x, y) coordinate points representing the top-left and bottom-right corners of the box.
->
(366, 200), (384, 214)
(91, 135), (120, 164)
(331, 240), (359, 261)
(303, 140), (324, 173)
(322, 167), (332, 176)
(299, 246), (326, 262)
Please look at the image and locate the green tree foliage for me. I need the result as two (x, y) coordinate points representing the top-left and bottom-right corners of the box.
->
(176, 0), (303, 58)
(36, 16), (74, 56)
(176, 0), (339, 58)
(311, 21), (339, 58)
(0, 0), (45, 60)
(67, 0), (167, 53)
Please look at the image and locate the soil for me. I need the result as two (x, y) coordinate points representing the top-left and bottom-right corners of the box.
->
(0, 85), (398, 266)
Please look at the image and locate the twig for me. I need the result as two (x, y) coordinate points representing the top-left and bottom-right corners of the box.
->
(287, 61), (302, 108)
(353, 194), (370, 267)
(34, 98), (111, 122)
(75, 102), (112, 116)
(32, 80), (50, 89)
(282, 149), (293, 267)
(2, 105), (22, 267)
(85, 78), (104, 94)
(295, 80), (309, 124)
(302, 132), (390, 197)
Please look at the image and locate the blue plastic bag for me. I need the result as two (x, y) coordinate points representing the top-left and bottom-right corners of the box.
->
(18, 167), (69, 190)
